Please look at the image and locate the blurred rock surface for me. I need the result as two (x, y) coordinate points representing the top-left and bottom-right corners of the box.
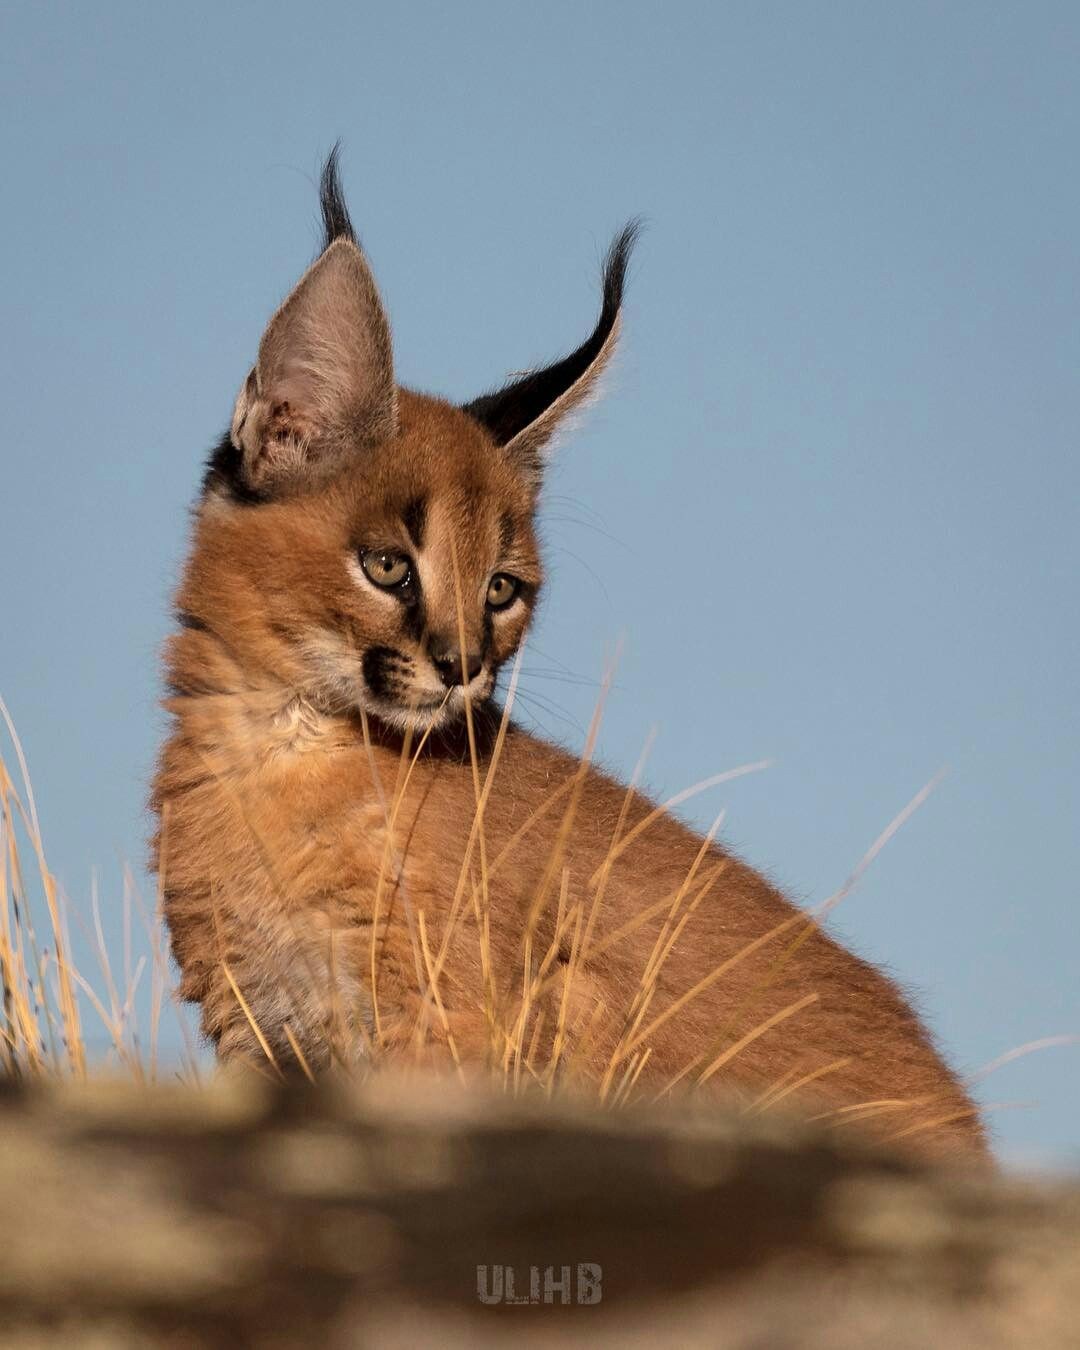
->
(0, 1074), (1076, 1347)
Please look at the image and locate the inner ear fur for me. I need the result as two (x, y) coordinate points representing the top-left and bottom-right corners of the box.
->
(231, 236), (397, 495)
(462, 220), (640, 487)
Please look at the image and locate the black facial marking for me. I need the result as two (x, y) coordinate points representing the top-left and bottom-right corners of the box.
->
(176, 609), (208, 632)
(402, 497), (427, 549)
(401, 596), (426, 645)
(506, 579), (536, 610)
(362, 646), (410, 700)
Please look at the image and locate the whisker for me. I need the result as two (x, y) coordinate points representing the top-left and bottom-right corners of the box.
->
(507, 689), (587, 739)
(544, 545), (613, 607)
(540, 515), (633, 555)
(515, 668), (606, 690)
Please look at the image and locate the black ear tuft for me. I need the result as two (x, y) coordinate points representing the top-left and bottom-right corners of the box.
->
(463, 219), (642, 454)
(320, 142), (357, 250)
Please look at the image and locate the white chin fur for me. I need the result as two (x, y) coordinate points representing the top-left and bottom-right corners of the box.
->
(301, 630), (493, 732)
(361, 673), (494, 733)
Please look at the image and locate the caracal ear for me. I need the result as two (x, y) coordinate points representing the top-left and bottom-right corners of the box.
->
(462, 221), (640, 492)
(230, 235), (396, 496)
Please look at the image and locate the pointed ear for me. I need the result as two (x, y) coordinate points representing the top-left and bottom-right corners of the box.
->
(231, 234), (396, 495)
(462, 221), (640, 489)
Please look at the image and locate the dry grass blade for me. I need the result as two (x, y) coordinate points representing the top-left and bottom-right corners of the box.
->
(695, 992), (819, 1087)
(629, 911), (805, 1070)
(808, 1098), (922, 1124)
(362, 701), (446, 1045)
(416, 909), (464, 1080)
(220, 960), (285, 1081)
(747, 1057), (853, 1116)
(965, 1035), (1080, 1087)
(282, 1022), (317, 1084)
(586, 760), (772, 890)
(0, 713), (84, 1077)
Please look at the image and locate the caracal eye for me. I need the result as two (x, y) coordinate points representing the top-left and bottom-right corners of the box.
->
(361, 550), (411, 588)
(486, 573), (520, 609)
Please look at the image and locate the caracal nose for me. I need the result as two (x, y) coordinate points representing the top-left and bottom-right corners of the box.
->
(433, 649), (484, 688)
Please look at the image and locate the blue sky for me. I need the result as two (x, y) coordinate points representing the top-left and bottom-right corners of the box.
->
(1, 2), (1076, 1166)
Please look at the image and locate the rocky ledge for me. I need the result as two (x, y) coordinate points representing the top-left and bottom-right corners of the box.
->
(0, 1074), (1076, 1347)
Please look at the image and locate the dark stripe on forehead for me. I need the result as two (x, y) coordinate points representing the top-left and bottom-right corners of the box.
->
(499, 513), (516, 554)
(401, 594), (427, 645)
(402, 497), (427, 548)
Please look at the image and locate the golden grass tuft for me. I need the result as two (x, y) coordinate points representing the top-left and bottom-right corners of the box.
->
(0, 694), (198, 1081)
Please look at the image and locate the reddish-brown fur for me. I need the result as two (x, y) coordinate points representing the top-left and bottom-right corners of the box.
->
(153, 186), (988, 1161)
